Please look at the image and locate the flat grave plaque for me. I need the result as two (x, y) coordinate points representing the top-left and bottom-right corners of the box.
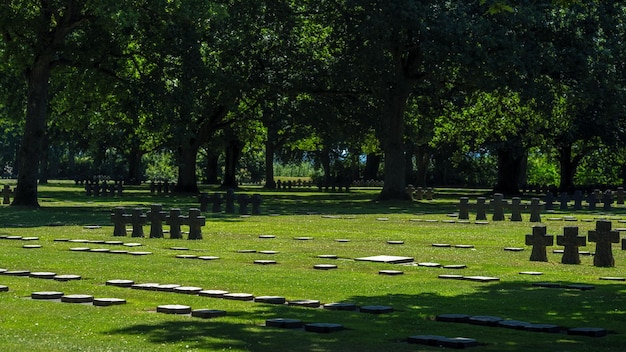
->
(438, 274), (464, 280)
(323, 302), (358, 311)
(223, 293), (254, 301)
(29, 272), (57, 279)
(128, 251), (152, 256)
(360, 305), (393, 314)
(463, 276), (499, 282)
(519, 271), (543, 275)
(93, 298), (126, 306)
(192, 309), (227, 319)
(468, 315), (503, 326)
(156, 284), (181, 292)
(436, 314), (471, 323)
(53, 274), (81, 281)
(237, 250), (256, 253)
(442, 265), (467, 269)
(294, 237), (313, 240)
(568, 327), (608, 337)
(69, 247), (90, 252)
(2, 270), (30, 276)
(259, 235), (275, 239)
(254, 296), (286, 304)
(418, 262), (441, 268)
(106, 279), (134, 287)
(304, 323), (344, 333)
(199, 290), (229, 298)
(31, 291), (64, 300)
(288, 299), (320, 308)
(334, 239), (351, 242)
(354, 255), (414, 264)
(254, 260), (277, 265)
(379, 270), (404, 275)
(173, 286), (203, 295)
(259, 250), (279, 255)
(600, 277), (626, 281)
(61, 294), (94, 303)
(198, 256), (220, 260)
(313, 264), (337, 270)
(175, 254), (197, 259)
(432, 243), (451, 248)
(131, 283), (160, 290)
(23, 245), (42, 249)
(504, 247), (524, 252)
(266, 318), (303, 329)
(386, 240), (404, 245)
(498, 320), (533, 330)
(0, 285), (8, 292)
(157, 304), (191, 314)
(317, 255), (338, 259)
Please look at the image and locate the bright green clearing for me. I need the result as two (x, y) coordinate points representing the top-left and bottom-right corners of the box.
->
(0, 182), (625, 351)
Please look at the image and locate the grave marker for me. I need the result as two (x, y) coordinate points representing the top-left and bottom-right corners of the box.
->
(166, 208), (184, 239)
(147, 204), (167, 238)
(198, 193), (210, 212)
(251, 194), (262, 215)
(510, 197), (522, 221)
(238, 194), (250, 215)
(556, 226), (586, 264)
(588, 220), (620, 267)
(184, 208), (205, 240)
(616, 187), (625, 205)
(475, 197), (487, 221)
(544, 192), (555, 211)
(558, 192), (569, 211)
(110, 207), (130, 237)
(529, 198), (542, 223)
(225, 189), (236, 214)
(602, 190), (613, 211)
(211, 193), (223, 213)
(2, 185), (13, 204)
(491, 193), (505, 221)
(130, 208), (147, 238)
(573, 190), (584, 210)
(458, 197), (469, 220)
(525, 225), (553, 262)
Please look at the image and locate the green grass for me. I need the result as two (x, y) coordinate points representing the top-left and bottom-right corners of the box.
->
(1, 181), (625, 351)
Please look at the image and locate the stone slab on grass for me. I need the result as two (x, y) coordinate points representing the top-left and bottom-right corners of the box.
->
(54, 274), (81, 282)
(192, 309), (227, 319)
(323, 302), (358, 311)
(408, 335), (478, 349)
(354, 255), (414, 264)
(379, 270), (404, 276)
(31, 291), (64, 300)
(360, 305), (393, 314)
(254, 296), (286, 304)
(288, 299), (320, 308)
(199, 290), (229, 298)
(106, 279), (134, 287)
(568, 327), (608, 337)
(266, 318), (303, 329)
(223, 293), (254, 301)
(304, 323), (344, 333)
(0, 285), (8, 292)
(93, 298), (126, 306)
(313, 264), (337, 270)
(61, 294), (94, 303)
(29, 272), (57, 279)
(157, 304), (192, 314)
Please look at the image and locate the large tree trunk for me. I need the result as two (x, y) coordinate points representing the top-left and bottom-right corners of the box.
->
(222, 138), (243, 189)
(494, 140), (526, 195)
(202, 149), (219, 184)
(557, 144), (583, 193)
(176, 143), (199, 193)
(377, 85), (412, 201)
(126, 140), (143, 185)
(264, 139), (276, 189)
(13, 61), (52, 207)
(363, 153), (380, 180)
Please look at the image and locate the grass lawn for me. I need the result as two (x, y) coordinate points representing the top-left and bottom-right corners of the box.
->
(0, 181), (625, 351)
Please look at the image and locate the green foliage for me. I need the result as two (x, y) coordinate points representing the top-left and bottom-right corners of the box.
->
(527, 149), (560, 186)
(144, 151), (178, 182)
(574, 147), (624, 186)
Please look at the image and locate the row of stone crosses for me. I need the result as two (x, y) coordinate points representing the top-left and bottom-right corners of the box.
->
(111, 205), (206, 240)
(457, 190), (625, 222)
(198, 189), (262, 215)
(526, 220), (622, 268)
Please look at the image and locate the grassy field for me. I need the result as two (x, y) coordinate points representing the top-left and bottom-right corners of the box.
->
(0, 181), (625, 351)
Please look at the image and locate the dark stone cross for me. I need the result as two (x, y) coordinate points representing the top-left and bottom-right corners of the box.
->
(587, 192), (598, 210)
(2, 185), (13, 205)
(225, 189), (236, 214)
(558, 192), (569, 211)
(211, 192), (223, 213)
(166, 208), (184, 239)
(510, 197), (522, 222)
(238, 194), (250, 215)
(557, 226), (586, 264)
(529, 198), (542, 223)
(458, 197), (469, 220)
(414, 187), (424, 200)
(602, 190), (613, 211)
(425, 188), (434, 200)
(251, 194), (262, 215)
(525, 225), (554, 262)
(475, 197), (488, 221)
(491, 193), (505, 221)
(573, 190), (584, 210)
(616, 187), (625, 205)
(130, 208), (147, 238)
(185, 208), (205, 240)
(147, 204), (167, 238)
(110, 207), (130, 237)
(544, 192), (555, 211)
(588, 220), (620, 267)
(198, 193), (210, 212)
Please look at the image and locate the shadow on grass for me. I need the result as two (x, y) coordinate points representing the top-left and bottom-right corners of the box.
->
(105, 280), (625, 351)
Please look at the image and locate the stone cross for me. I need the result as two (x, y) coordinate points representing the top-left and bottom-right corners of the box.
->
(491, 193), (505, 221)
(110, 207), (130, 237)
(149, 181), (156, 194)
(185, 208), (205, 240)
(251, 194), (262, 215)
(225, 189), (236, 214)
(525, 225), (553, 262)
(238, 194), (250, 215)
(616, 187), (625, 205)
(147, 204), (167, 238)
(85, 182), (93, 197)
(529, 198), (542, 223)
(458, 197), (469, 220)
(414, 187), (423, 200)
(211, 192), (223, 213)
(587, 192), (597, 211)
(572, 190), (584, 210)
(475, 197), (488, 221)
(130, 208), (147, 238)
(558, 192), (569, 211)
(2, 185), (13, 205)
(544, 192), (555, 211)
(557, 226), (586, 265)
(425, 188), (434, 200)
(198, 193), (210, 212)
(602, 190), (613, 211)
(510, 197), (522, 221)
(166, 208), (184, 239)
(405, 185), (415, 200)
(588, 220), (620, 267)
